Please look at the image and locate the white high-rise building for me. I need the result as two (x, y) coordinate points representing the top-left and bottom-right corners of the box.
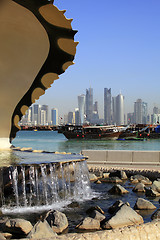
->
(40, 110), (47, 125)
(116, 93), (124, 126)
(86, 87), (93, 123)
(51, 108), (58, 125)
(78, 94), (85, 125)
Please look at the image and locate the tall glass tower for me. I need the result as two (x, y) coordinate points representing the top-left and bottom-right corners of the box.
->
(86, 88), (93, 123)
(116, 93), (124, 126)
(104, 88), (111, 125)
(51, 108), (58, 125)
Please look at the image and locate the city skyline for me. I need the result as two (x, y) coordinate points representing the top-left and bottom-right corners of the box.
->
(22, 86), (160, 126)
(36, 0), (160, 117)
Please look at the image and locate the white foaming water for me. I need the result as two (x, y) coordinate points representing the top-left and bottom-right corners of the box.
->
(1, 160), (95, 214)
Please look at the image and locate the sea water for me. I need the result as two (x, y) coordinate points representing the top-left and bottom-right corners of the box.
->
(12, 130), (160, 153)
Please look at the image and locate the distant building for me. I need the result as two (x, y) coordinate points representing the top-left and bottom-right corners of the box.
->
(32, 104), (40, 125)
(40, 105), (48, 124)
(86, 88), (93, 123)
(75, 108), (80, 125)
(153, 106), (159, 114)
(78, 94), (85, 125)
(152, 114), (160, 125)
(142, 102), (148, 124)
(116, 93), (124, 126)
(68, 111), (75, 124)
(104, 88), (111, 125)
(40, 110), (47, 125)
(127, 113), (134, 124)
(51, 108), (58, 125)
(112, 96), (116, 124)
(134, 99), (142, 124)
(94, 101), (98, 113)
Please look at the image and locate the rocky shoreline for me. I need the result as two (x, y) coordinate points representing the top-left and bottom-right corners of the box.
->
(1, 167), (160, 239)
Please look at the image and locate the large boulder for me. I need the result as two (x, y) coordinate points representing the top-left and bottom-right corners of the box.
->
(108, 184), (129, 195)
(44, 210), (68, 234)
(132, 183), (145, 192)
(27, 220), (57, 239)
(102, 204), (144, 229)
(134, 198), (156, 210)
(4, 218), (33, 236)
(151, 180), (160, 192)
(76, 217), (100, 230)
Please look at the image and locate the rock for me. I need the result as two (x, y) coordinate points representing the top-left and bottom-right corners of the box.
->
(44, 210), (68, 233)
(134, 198), (157, 210)
(151, 209), (160, 220)
(132, 183), (145, 192)
(89, 173), (98, 181)
(27, 220), (57, 239)
(151, 180), (160, 192)
(76, 217), (100, 230)
(1, 232), (12, 239)
(130, 175), (151, 185)
(102, 173), (110, 178)
(109, 170), (128, 180)
(102, 204), (144, 229)
(0, 233), (6, 240)
(108, 200), (130, 214)
(86, 206), (104, 215)
(87, 210), (105, 222)
(5, 218), (33, 235)
(108, 184), (129, 195)
(145, 188), (160, 197)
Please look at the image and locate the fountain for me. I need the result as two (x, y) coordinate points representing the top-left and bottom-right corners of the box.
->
(0, 151), (92, 214)
(0, 0), (93, 215)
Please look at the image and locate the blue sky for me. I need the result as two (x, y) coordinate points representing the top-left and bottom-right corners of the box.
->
(38, 0), (160, 118)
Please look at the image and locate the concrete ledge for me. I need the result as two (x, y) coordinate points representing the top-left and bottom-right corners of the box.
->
(81, 150), (160, 169)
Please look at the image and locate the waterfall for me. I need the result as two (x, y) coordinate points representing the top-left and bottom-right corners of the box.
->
(1, 160), (92, 212)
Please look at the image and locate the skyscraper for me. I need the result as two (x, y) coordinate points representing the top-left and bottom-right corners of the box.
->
(134, 99), (142, 124)
(86, 87), (93, 123)
(104, 88), (111, 125)
(40, 105), (48, 124)
(78, 94), (85, 125)
(51, 108), (58, 125)
(142, 102), (148, 124)
(32, 104), (40, 125)
(116, 93), (124, 126)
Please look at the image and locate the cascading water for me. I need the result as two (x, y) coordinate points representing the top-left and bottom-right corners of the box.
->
(1, 158), (93, 214)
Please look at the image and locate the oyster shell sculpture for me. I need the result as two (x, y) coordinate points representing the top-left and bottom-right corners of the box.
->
(0, 0), (78, 148)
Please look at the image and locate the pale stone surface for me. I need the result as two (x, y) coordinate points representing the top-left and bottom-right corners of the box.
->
(44, 210), (68, 234)
(27, 220), (57, 239)
(134, 198), (156, 210)
(102, 204), (144, 229)
(0, 233), (6, 240)
(151, 180), (160, 192)
(76, 217), (100, 230)
(5, 218), (33, 235)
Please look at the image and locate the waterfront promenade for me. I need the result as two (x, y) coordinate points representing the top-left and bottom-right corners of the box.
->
(81, 149), (160, 170)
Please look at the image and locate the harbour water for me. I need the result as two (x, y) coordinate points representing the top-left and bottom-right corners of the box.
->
(12, 130), (160, 153)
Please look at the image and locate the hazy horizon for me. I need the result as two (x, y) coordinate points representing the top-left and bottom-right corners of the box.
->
(37, 0), (160, 119)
